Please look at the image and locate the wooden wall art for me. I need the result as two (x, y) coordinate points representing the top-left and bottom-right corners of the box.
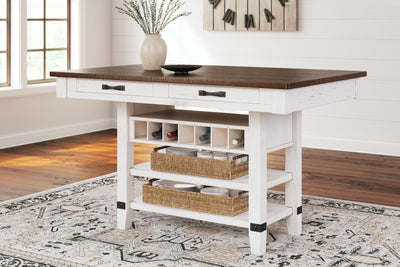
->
(203, 0), (298, 32)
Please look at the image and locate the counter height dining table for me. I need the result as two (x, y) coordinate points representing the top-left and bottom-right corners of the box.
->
(51, 65), (366, 255)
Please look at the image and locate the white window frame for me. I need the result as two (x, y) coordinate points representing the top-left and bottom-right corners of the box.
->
(0, 0), (83, 98)
(0, 0), (10, 87)
(27, 0), (71, 85)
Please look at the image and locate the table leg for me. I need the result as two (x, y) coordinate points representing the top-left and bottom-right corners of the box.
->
(285, 111), (302, 235)
(248, 112), (268, 255)
(117, 102), (135, 230)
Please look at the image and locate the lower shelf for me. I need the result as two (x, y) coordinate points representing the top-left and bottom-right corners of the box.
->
(130, 199), (292, 229)
(130, 162), (293, 191)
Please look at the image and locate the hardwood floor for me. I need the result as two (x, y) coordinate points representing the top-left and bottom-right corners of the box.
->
(0, 129), (399, 206)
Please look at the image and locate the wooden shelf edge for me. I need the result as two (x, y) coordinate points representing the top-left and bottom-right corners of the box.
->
(267, 170), (293, 189)
(129, 139), (247, 153)
(130, 200), (292, 229)
(266, 142), (294, 153)
(267, 203), (293, 225)
(130, 162), (293, 190)
(130, 162), (249, 191)
(131, 109), (249, 127)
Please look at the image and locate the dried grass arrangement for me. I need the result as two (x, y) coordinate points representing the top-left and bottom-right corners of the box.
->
(116, 0), (191, 34)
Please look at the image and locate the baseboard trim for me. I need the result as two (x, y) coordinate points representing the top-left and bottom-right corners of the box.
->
(0, 119), (114, 149)
(303, 135), (400, 157)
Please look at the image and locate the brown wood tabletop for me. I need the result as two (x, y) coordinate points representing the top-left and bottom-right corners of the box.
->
(50, 65), (367, 89)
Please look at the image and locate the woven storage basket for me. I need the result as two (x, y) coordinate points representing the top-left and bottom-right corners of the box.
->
(151, 146), (248, 180)
(142, 182), (248, 216)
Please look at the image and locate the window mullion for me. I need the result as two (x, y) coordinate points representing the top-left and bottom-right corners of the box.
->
(25, 0), (70, 85)
(43, 0), (46, 81)
(7, 0), (10, 86)
(0, 0), (11, 87)
(67, 0), (71, 69)
(2, 0), (72, 90)
(19, 0), (28, 88)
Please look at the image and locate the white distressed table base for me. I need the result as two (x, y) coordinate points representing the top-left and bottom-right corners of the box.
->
(285, 111), (303, 235)
(248, 112), (268, 255)
(54, 69), (361, 256)
(116, 102), (134, 230)
(116, 107), (304, 255)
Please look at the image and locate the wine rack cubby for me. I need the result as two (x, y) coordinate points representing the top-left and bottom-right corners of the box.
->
(148, 122), (162, 141)
(133, 120), (147, 141)
(129, 109), (293, 153)
(179, 124), (195, 145)
(196, 126), (211, 146)
(229, 129), (245, 150)
(164, 123), (178, 142)
(211, 127), (228, 149)
(130, 110), (249, 152)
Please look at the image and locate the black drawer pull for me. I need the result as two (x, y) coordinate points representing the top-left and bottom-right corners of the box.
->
(198, 90), (226, 98)
(102, 84), (125, 91)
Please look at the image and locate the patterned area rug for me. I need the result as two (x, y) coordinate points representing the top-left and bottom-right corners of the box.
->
(0, 174), (399, 267)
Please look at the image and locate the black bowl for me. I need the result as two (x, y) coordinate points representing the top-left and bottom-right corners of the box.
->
(161, 65), (202, 75)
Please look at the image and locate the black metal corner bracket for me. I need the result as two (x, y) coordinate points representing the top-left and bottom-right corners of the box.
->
(297, 206), (302, 215)
(250, 222), (267, 232)
(117, 201), (126, 210)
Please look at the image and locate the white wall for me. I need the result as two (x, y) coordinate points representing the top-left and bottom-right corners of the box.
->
(0, 0), (113, 149)
(112, 0), (400, 156)
(79, 0), (112, 68)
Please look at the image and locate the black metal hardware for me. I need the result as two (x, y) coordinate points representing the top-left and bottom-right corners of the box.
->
(250, 222), (267, 232)
(278, 0), (286, 7)
(199, 90), (226, 98)
(297, 206), (302, 215)
(102, 84), (125, 91)
(117, 201), (126, 210)
(269, 233), (277, 242)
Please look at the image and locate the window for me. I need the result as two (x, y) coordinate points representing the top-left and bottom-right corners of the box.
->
(27, 0), (70, 84)
(0, 0), (72, 90)
(0, 0), (10, 87)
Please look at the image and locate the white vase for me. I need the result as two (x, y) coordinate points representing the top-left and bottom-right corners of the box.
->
(140, 34), (167, 71)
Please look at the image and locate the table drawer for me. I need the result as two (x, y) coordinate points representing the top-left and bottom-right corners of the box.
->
(169, 85), (259, 104)
(75, 79), (153, 97)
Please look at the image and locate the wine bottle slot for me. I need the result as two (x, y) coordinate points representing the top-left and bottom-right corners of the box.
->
(152, 129), (162, 138)
(231, 134), (244, 146)
(167, 129), (178, 138)
(198, 127), (211, 142)
(199, 133), (209, 141)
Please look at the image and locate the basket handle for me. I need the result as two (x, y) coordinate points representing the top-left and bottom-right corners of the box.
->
(232, 154), (248, 165)
(232, 154), (248, 160)
(238, 191), (249, 198)
(153, 146), (170, 152)
(149, 178), (158, 185)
